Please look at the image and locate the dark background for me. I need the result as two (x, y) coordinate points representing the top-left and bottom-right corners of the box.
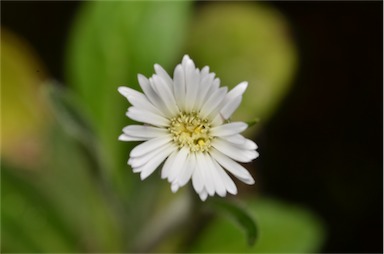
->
(2, 1), (383, 253)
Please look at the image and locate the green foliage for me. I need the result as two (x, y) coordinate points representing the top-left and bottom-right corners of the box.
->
(1, 1), (326, 253)
(41, 126), (125, 252)
(1, 125), (125, 252)
(246, 118), (261, 128)
(1, 165), (77, 252)
(65, 1), (192, 195)
(190, 198), (325, 253)
(44, 82), (96, 147)
(211, 199), (258, 246)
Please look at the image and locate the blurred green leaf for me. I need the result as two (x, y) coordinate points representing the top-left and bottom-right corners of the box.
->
(43, 125), (125, 252)
(1, 124), (126, 252)
(64, 2), (194, 251)
(211, 199), (258, 246)
(246, 118), (261, 128)
(1, 164), (77, 252)
(186, 2), (298, 131)
(44, 81), (96, 147)
(65, 1), (192, 196)
(190, 197), (325, 253)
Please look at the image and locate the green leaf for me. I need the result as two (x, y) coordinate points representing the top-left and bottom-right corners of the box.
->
(44, 81), (96, 147)
(65, 1), (192, 195)
(211, 199), (258, 246)
(1, 164), (78, 252)
(2, 125), (126, 252)
(189, 197), (326, 253)
(44, 126), (125, 252)
(246, 118), (261, 128)
(65, 3), (193, 250)
(44, 81), (108, 180)
(186, 2), (298, 132)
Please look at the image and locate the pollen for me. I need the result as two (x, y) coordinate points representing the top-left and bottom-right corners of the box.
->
(197, 139), (205, 146)
(169, 112), (213, 152)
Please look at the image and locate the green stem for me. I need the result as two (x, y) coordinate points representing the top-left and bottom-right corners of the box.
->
(132, 191), (192, 252)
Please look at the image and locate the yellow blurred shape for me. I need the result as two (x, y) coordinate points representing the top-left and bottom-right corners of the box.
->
(186, 2), (298, 130)
(1, 27), (50, 169)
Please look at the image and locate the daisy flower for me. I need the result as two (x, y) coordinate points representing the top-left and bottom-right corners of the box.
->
(118, 55), (258, 201)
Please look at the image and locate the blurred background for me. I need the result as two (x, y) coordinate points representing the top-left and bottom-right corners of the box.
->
(1, 1), (382, 253)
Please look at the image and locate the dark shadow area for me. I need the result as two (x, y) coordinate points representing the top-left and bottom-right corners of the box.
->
(260, 1), (383, 253)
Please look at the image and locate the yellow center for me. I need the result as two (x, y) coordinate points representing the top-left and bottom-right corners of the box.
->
(169, 112), (213, 152)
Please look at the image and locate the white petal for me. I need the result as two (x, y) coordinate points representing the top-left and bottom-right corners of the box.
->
(171, 182), (179, 193)
(236, 140), (258, 153)
(196, 153), (215, 196)
(194, 73), (215, 110)
(127, 107), (169, 127)
(207, 89), (230, 119)
(138, 74), (170, 116)
(200, 66), (210, 77)
(118, 86), (145, 101)
(182, 55), (192, 66)
(119, 134), (146, 141)
(168, 147), (189, 183)
(118, 86), (163, 116)
(129, 142), (175, 168)
(173, 65), (186, 111)
(224, 134), (247, 145)
(118, 86), (136, 98)
(152, 75), (179, 116)
(204, 153), (226, 197)
(200, 77), (220, 110)
(220, 81), (248, 119)
(211, 122), (248, 137)
(220, 96), (242, 120)
(130, 134), (172, 158)
(224, 135), (258, 150)
(123, 125), (167, 139)
(209, 78), (220, 94)
(201, 77), (221, 112)
(211, 113), (225, 126)
(128, 95), (165, 116)
(244, 139), (258, 150)
(189, 69), (202, 111)
(199, 188), (208, 201)
(200, 87), (227, 119)
(132, 166), (141, 173)
(211, 158), (238, 195)
(177, 153), (196, 187)
(212, 138), (257, 163)
(138, 144), (175, 180)
(148, 77), (174, 116)
(184, 61), (199, 111)
(227, 81), (248, 98)
(211, 148), (255, 185)
(192, 154), (204, 193)
(154, 64), (173, 88)
(161, 150), (178, 179)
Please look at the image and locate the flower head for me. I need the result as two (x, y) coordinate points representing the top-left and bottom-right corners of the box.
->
(118, 55), (258, 201)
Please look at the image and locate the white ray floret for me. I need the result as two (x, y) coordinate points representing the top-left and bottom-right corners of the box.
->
(119, 55), (258, 201)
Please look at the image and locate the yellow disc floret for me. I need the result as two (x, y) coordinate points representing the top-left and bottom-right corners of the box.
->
(169, 112), (213, 152)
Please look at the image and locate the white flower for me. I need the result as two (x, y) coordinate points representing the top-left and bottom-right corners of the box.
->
(118, 55), (258, 201)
